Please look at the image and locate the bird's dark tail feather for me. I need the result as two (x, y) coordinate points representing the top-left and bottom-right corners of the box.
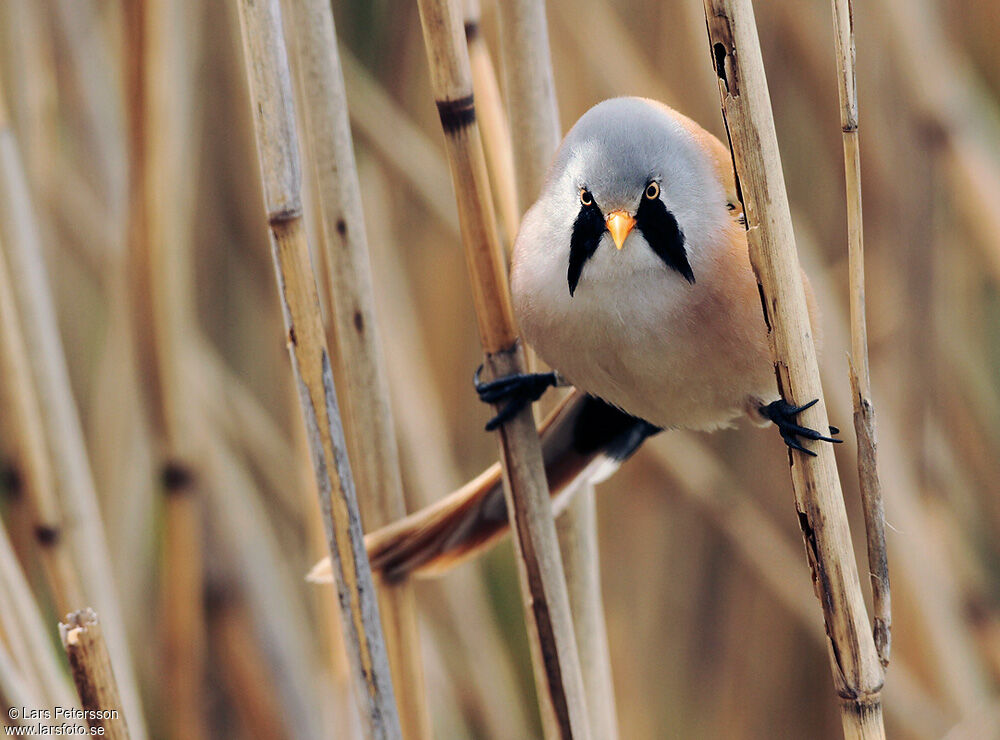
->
(307, 390), (658, 583)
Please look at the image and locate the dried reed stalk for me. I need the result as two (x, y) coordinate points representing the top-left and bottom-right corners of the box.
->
(0, 0), (56, 201)
(0, 236), (84, 613)
(360, 157), (533, 739)
(553, 490), (619, 739)
(876, 0), (1000, 283)
(47, 0), (125, 210)
(493, 1), (618, 736)
(829, 0), (890, 668)
(285, 2), (429, 736)
(233, 0), (401, 736)
(196, 341), (302, 523)
(776, 5), (996, 707)
(206, 580), (291, 740)
(701, 1), (884, 737)
(0, 68), (147, 739)
(494, 1), (560, 217)
(83, 298), (157, 622)
(59, 609), (131, 740)
(302, 473), (363, 740)
(415, 1), (591, 737)
(0, 456), (32, 569)
(201, 439), (331, 740)
(800, 231), (993, 718)
(0, 526), (43, 706)
(339, 50), (458, 235)
(159, 486), (203, 735)
(464, 0), (520, 249)
(121, 2), (205, 736)
(647, 430), (947, 738)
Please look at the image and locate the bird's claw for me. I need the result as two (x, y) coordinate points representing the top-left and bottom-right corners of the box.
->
(474, 365), (557, 431)
(760, 398), (843, 457)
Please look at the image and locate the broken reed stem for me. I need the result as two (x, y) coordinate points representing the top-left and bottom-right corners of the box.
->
(0, 68), (148, 739)
(285, 1), (429, 736)
(59, 609), (130, 740)
(0, 517), (77, 711)
(701, 2), (885, 737)
(233, 1), (401, 737)
(121, 2), (205, 736)
(492, 1), (618, 736)
(829, 0), (890, 667)
(415, 2), (591, 738)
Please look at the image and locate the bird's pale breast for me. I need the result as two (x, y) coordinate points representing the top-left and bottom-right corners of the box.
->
(513, 224), (778, 432)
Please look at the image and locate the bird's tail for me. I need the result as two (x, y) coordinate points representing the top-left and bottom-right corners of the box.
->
(307, 390), (658, 583)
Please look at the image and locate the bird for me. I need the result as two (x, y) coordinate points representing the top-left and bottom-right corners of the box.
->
(308, 97), (838, 585)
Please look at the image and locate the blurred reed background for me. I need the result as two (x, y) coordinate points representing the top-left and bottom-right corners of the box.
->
(0, 0), (998, 738)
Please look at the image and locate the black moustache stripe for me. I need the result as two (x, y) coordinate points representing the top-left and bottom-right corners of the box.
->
(567, 194), (694, 297)
(636, 196), (694, 284)
(567, 199), (605, 296)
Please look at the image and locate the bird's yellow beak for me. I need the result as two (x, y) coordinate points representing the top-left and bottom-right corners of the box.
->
(606, 210), (636, 250)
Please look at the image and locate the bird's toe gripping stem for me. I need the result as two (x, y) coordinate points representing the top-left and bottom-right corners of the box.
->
(760, 398), (843, 457)
(474, 365), (558, 431)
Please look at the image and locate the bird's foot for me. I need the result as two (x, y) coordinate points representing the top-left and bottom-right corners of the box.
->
(474, 365), (558, 431)
(759, 398), (842, 457)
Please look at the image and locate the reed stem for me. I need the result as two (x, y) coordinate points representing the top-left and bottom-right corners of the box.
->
(284, 2), (429, 735)
(0, 517), (77, 712)
(829, 0), (890, 668)
(205, 583), (292, 740)
(0, 63), (147, 739)
(0, 224), (85, 615)
(414, 1), (591, 737)
(493, 1), (619, 736)
(233, 0), (401, 735)
(122, 2), (206, 735)
(361, 157), (535, 739)
(202, 436), (334, 740)
(464, 0), (520, 250)
(59, 609), (131, 740)
(494, 1), (560, 217)
(701, 1), (885, 736)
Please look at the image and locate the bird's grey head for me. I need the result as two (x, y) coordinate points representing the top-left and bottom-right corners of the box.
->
(538, 97), (727, 296)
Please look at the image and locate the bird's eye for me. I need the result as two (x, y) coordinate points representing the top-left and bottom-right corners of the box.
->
(580, 189), (593, 206)
(645, 181), (660, 200)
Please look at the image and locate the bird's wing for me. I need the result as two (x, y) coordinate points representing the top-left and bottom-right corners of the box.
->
(307, 390), (658, 583)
